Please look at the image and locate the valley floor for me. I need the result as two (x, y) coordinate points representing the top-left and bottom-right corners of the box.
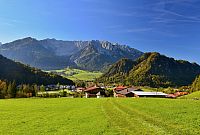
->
(0, 98), (199, 135)
(47, 68), (102, 81)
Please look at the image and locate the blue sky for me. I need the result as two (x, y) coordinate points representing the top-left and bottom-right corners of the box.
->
(0, 0), (200, 64)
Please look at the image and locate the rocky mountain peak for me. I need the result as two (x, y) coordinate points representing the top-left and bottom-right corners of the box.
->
(0, 37), (143, 71)
(17, 37), (37, 43)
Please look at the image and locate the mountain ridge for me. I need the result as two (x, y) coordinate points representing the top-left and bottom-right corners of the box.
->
(0, 37), (143, 71)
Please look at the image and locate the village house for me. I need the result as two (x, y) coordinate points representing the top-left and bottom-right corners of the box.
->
(113, 86), (143, 97)
(113, 86), (126, 97)
(84, 86), (105, 98)
(45, 84), (58, 91)
(114, 89), (135, 97)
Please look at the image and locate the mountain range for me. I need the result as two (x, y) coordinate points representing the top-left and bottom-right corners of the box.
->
(99, 52), (200, 87)
(0, 37), (143, 71)
(1, 37), (200, 88)
(0, 54), (74, 85)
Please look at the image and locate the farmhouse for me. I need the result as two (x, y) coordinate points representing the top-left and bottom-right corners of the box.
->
(114, 89), (135, 97)
(84, 86), (105, 98)
(113, 86), (143, 97)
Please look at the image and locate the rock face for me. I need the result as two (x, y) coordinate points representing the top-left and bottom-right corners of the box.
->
(0, 37), (143, 71)
(99, 52), (200, 87)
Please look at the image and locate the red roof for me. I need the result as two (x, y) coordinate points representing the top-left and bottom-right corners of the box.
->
(84, 86), (102, 92)
(114, 86), (127, 91)
(174, 92), (188, 96)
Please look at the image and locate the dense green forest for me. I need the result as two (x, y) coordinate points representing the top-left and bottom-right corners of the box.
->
(99, 52), (200, 87)
(0, 55), (74, 85)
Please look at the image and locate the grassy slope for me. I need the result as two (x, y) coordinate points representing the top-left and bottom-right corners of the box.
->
(0, 98), (199, 135)
(48, 68), (102, 81)
(180, 91), (200, 99)
(139, 86), (159, 92)
(139, 86), (167, 92)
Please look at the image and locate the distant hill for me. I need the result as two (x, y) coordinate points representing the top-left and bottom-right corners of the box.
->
(0, 37), (143, 71)
(99, 58), (136, 83)
(99, 52), (200, 87)
(0, 54), (74, 85)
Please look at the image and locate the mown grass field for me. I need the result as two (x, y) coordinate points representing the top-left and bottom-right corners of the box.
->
(0, 98), (199, 135)
(47, 68), (102, 81)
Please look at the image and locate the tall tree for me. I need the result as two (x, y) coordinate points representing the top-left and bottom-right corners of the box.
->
(40, 85), (45, 92)
(7, 82), (13, 98)
(11, 81), (17, 98)
(33, 84), (38, 96)
(191, 75), (200, 92)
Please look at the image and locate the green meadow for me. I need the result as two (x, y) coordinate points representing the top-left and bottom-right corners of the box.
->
(47, 68), (102, 81)
(0, 98), (199, 135)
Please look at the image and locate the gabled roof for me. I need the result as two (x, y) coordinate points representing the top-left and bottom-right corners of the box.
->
(114, 86), (127, 91)
(84, 86), (102, 92)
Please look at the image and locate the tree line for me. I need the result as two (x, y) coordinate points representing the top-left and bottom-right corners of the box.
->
(0, 80), (46, 99)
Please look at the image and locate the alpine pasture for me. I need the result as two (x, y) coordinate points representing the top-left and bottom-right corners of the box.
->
(47, 68), (102, 81)
(0, 98), (199, 135)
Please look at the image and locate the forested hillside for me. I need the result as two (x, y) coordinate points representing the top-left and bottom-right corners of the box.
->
(99, 52), (200, 87)
(0, 55), (74, 85)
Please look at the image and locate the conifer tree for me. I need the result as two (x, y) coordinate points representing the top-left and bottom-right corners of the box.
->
(7, 82), (12, 98)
